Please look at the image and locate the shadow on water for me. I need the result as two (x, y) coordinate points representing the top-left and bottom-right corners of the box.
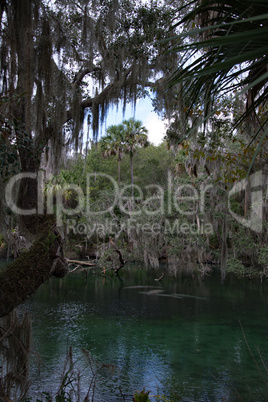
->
(1, 263), (268, 401)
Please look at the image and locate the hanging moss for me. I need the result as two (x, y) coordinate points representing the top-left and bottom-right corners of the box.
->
(1, 0), (180, 178)
(37, 18), (53, 94)
(0, 0), (183, 314)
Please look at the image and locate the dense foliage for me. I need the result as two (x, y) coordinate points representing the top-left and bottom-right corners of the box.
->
(0, 0), (267, 296)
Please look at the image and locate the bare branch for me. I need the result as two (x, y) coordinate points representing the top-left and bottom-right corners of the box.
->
(109, 237), (128, 274)
(72, 65), (102, 90)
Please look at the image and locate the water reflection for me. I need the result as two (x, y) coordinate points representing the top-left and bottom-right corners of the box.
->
(12, 266), (268, 400)
(0, 311), (31, 401)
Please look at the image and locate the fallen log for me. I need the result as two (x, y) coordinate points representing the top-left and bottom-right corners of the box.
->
(66, 259), (95, 267)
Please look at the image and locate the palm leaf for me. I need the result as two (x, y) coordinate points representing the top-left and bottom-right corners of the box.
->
(168, 0), (268, 133)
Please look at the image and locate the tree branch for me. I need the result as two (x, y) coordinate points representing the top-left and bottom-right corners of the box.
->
(109, 237), (127, 274)
(72, 65), (102, 90)
(0, 224), (68, 318)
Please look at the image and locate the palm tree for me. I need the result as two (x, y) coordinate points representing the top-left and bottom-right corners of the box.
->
(169, 0), (268, 149)
(99, 124), (125, 184)
(122, 118), (149, 197)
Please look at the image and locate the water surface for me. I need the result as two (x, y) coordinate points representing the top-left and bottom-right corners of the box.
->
(21, 265), (268, 401)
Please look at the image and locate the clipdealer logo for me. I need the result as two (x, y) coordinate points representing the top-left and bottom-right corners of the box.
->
(228, 170), (266, 233)
(4, 169), (267, 236)
(4, 171), (214, 236)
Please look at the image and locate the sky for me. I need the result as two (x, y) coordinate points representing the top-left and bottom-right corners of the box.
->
(99, 97), (167, 145)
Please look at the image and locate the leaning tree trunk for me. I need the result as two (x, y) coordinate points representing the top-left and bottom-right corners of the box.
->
(0, 222), (67, 318)
(0, 139), (68, 318)
(0, 0), (68, 318)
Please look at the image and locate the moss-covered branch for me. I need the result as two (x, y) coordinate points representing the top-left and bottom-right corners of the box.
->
(0, 225), (68, 318)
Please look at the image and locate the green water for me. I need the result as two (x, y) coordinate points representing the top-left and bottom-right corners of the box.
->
(21, 265), (268, 401)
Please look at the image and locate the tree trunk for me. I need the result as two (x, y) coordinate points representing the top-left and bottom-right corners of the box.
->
(0, 310), (32, 400)
(221, 212), (227, 282)
(0, 223), (68, 318)
(16, 147), (42, 239)
(0, 0), (69, 318)
(118, 158), (121, 185)
(130, 153), (134, 198)
(244, 178), (250, 218)
(3, 137), (68, 318)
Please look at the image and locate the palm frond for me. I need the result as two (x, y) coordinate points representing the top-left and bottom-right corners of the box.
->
(168, 0), (268, 132)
